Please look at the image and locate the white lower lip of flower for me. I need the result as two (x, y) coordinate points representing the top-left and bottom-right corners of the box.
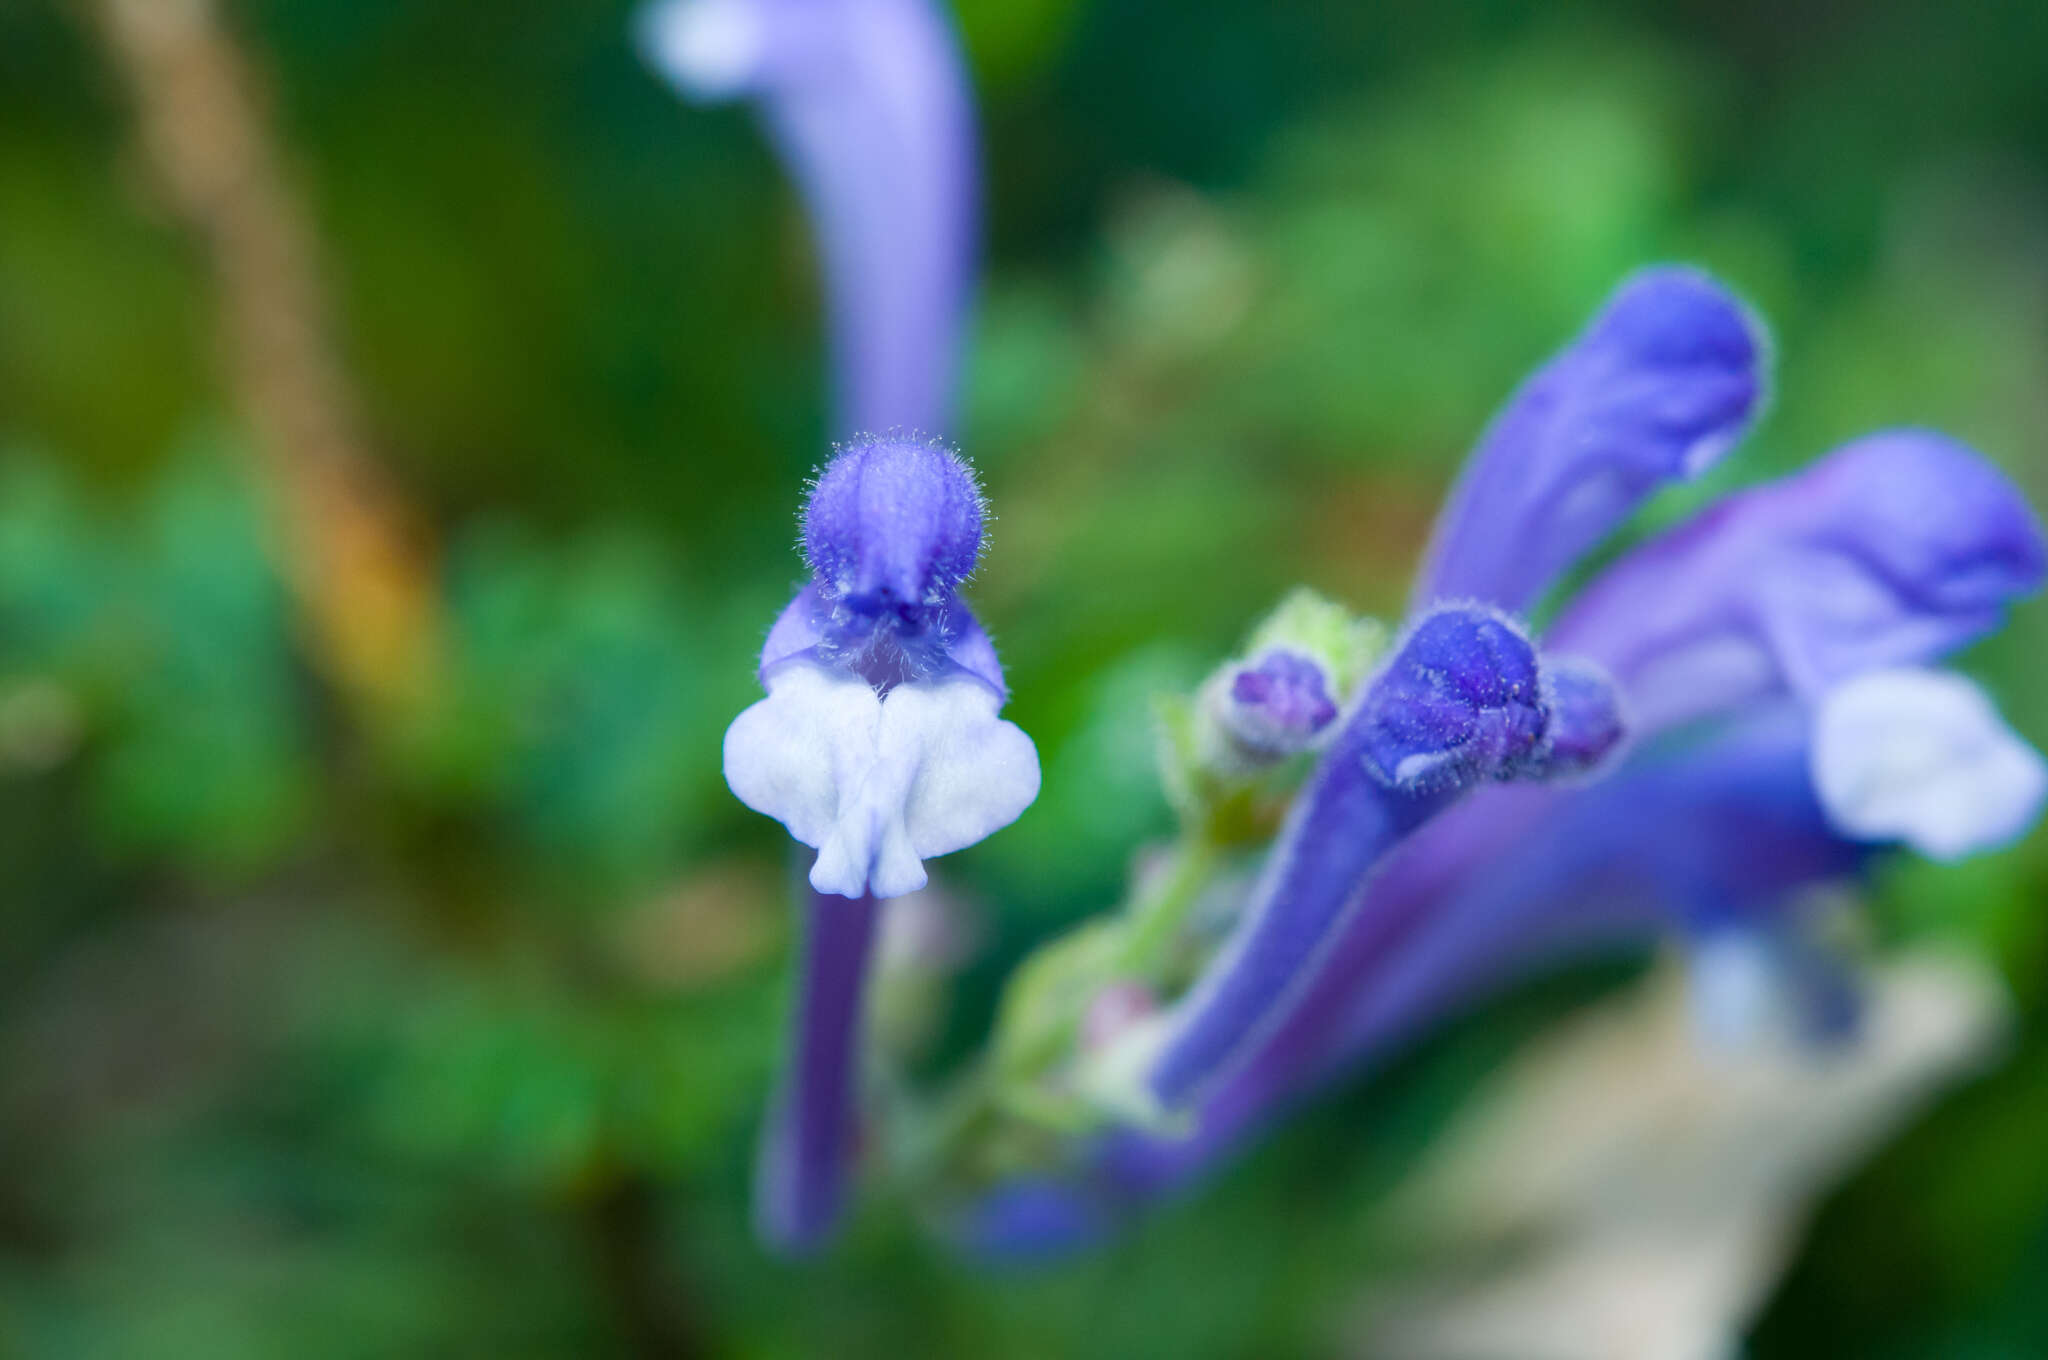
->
(723, 659), (1041, 899)
(1811, 667), (2047, 861)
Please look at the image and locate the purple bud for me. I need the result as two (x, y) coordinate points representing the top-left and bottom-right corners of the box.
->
(1535, 655), (1628, 777)
(1359, 609), (1550, 792)
(1221, 649), (1340, 758)
(802, 433), (985, 621)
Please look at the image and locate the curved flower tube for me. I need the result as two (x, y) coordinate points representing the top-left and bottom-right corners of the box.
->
(1130, 269), (1765, 1128)
(1412, 266), (1763, 614)
(642, 0), (976, 434)
(1549, 429), (2047, 733)
(1069, 713), (1861, 1206)
(1057, 670), (2040, 1222)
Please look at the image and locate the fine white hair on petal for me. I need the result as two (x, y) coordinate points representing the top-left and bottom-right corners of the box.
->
(723, 661), (1040, 899)
(639, 0), (765, 102)
(1811, 668), (2048, 861)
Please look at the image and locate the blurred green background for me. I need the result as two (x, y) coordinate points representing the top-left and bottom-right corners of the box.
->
(5, 0), (2048, 1354)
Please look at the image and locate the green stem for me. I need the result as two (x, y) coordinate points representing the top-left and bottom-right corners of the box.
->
(898, 833), (1228, 1192)
(1115, 834), (1221, 976)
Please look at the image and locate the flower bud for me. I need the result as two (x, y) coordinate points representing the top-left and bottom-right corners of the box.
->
(1535, 655), (1627, 778)
(1169, 590), (1387, 802)
(1359, 608), (1550, 793)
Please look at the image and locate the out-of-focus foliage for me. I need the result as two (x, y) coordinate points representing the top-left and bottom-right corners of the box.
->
(4, 0), (2048, 1355)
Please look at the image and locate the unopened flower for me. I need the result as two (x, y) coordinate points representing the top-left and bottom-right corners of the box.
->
(1213, 649), (1341, 763)
(1161, 589), (1387, 832)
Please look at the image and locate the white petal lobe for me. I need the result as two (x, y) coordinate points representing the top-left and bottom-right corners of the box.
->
(723, 661), (1040, 898)
(723, 661), (882, 852)
(883, 675), (1043, 859)
(1812, 668), (2047, 861)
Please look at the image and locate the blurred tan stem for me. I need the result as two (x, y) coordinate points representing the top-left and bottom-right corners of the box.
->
(88, 0), (438, 715)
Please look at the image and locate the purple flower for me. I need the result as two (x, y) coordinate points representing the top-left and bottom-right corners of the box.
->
(721, 438), (1035, 1258)
(648, 0), (2048, 1259)
(1001, 269), (2047, 1237)
(647, 0), (1025, 1253)
(642, 0), (975, 434)
(725, 433), (1038, 901)
(647, 0), (1023, 900)
(1130, 269), (1763, 1116)
(1546, 430), (2048, 732)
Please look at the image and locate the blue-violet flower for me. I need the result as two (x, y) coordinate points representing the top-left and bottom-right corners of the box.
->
(723, 433), (1039, 900)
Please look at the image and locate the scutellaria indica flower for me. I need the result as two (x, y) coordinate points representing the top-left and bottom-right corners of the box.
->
(723, 433), (1038, 901)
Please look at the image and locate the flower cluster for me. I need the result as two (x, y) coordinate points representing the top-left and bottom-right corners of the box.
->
(649, 0), (2048, 1254)
(1075, 300), (2048, 1222)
